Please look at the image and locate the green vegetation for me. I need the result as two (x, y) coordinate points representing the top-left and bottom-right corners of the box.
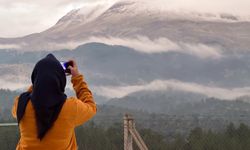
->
(0, 89), (19, 122)
(178, 123), (250, 150)
(0, 126), (19, 150)
(1, 89), (250, 149)
(0, 122), (167, 150)
(1, 122), (250, 150)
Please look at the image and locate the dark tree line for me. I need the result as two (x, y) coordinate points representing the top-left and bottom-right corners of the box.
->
(1, 122), (250, 150)
(167, 123), (250, 150)
(0, 89), (19, 122)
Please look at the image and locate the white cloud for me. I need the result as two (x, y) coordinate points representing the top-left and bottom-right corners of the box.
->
(39, 41), (84, 51)
(0, 74), (29, 91)
(94, 79), (250, 100)
(0, 79), (29, 91)
(33, 36), (221, 59)
(0, 79), (29, 90)
(88, 36), (179, 53)
(85, 36), (222, 59)
(0, 44), (21, 49)
(0, 64), (32, 90)
(180, 43), (222, 59)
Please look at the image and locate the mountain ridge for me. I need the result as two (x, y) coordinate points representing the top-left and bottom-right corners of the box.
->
(0, 0), (250, 52)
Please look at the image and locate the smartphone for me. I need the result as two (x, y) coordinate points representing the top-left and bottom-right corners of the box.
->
(60, 61), (73, 75)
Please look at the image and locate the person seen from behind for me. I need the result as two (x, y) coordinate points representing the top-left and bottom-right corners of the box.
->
(12, 54), (97, 150)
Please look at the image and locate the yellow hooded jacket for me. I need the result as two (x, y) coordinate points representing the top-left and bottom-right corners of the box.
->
(12, 74), (97, 150)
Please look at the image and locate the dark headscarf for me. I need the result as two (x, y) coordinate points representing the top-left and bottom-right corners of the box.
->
(17, 54), (67, 140)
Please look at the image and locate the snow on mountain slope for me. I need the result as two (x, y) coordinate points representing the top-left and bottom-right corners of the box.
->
(0, 0), (250, 53)
(113, 0), (250, 21)
(56, 3), (114, 27)
(56, 0), (249, 28)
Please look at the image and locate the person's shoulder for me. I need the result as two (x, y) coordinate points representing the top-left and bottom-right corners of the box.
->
(65, 97), (79, 104)
(62, 97), (79, 109)
(59, 97), (78, 116)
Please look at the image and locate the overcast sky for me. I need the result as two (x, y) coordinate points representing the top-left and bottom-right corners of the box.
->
(0, 0), (249, 38)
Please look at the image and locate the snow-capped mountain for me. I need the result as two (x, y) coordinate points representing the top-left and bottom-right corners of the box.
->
(58, 0), (249, 23)
(0, 0), (250, 53)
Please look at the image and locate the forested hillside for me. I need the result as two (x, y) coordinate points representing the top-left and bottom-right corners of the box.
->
(1, 122), (250, 150)
(0, 89), (19, 121)
(2, 89), (250, 138)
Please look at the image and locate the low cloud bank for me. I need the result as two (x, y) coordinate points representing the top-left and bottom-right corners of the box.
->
(85, 36), (222, 59)
(94, 79), (250, 100)
(0, 79), (29, 91)
(0, 44), (20, 49)
(3, 75), (250, 101)
(26, 36), (222, 59)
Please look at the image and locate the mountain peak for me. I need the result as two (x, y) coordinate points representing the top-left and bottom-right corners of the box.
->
(1, 0), (250, 52)
(55, 0), (250, 28)
(56, 0), (165, 26)
(56, 2), (113, 25)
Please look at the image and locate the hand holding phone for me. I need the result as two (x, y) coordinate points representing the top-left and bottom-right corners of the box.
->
(67, 60), (80, 77)
(60, 61), (72, 75)
(60, 60), (79, 77)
